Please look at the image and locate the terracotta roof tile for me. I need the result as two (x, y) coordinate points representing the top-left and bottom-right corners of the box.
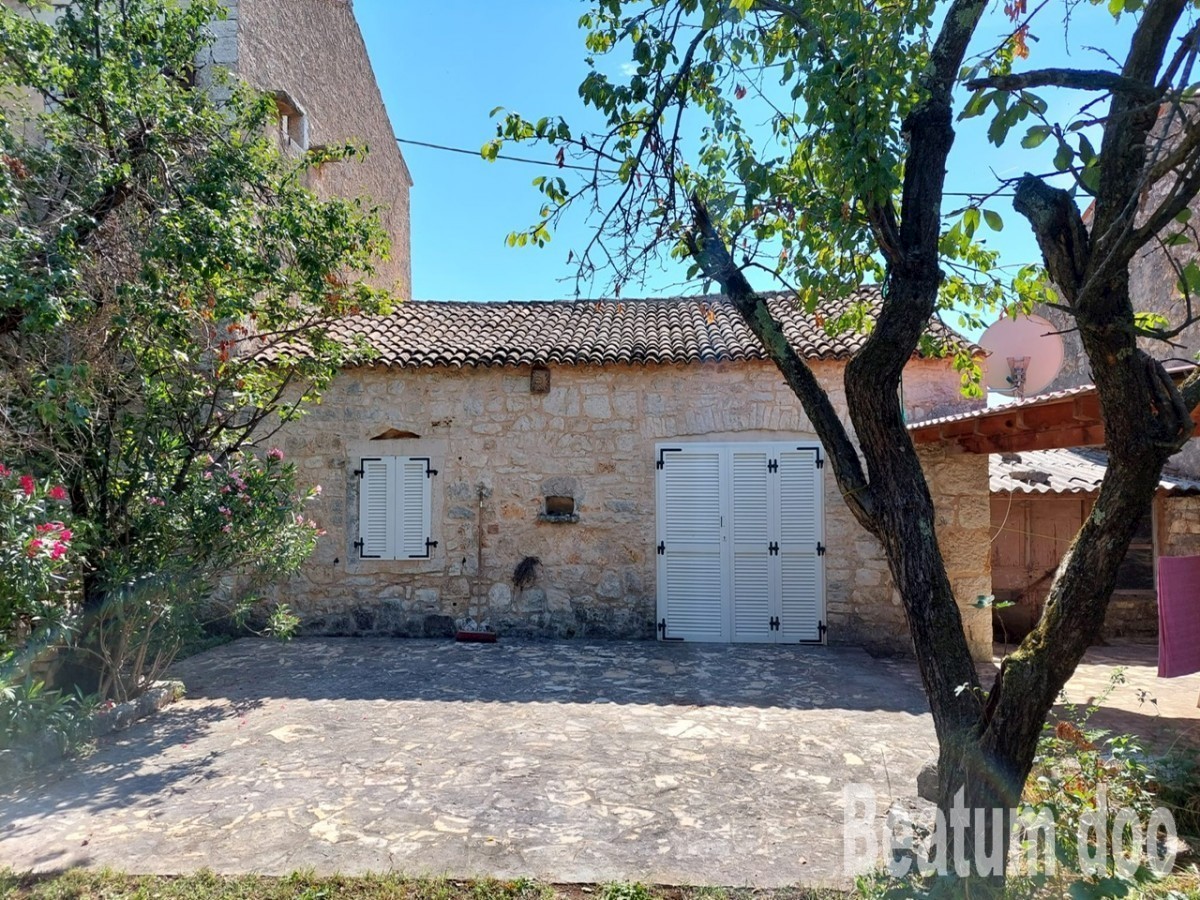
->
(261, 288), (979, 369)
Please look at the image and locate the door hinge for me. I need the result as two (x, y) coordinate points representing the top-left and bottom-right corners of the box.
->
(658, 618), (666, 638)
(819, 621), (828, 641)
(815, 450), (824, 469)
(767, 458), (778, 473)
(817, 542), (826, 556)
(656, 447), (682, 470)
(770, 616), (780, 631)
(408, 538), (439, 560)
(353, 457), (381, 479)
(769, 541), (779, 556)
(414, 456), (438, 478)
(657, 541), (665, 555)
(353, 538), (364, 553)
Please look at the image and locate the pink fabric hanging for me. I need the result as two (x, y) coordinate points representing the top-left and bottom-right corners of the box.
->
(1157, 555), (1200, 679)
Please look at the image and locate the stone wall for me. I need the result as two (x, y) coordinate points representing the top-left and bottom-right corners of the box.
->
(1159, 494), (1200, 557)
(271, 357), (994, 659)
(921, 444), (994, 657)
(205, 0), (413, 297)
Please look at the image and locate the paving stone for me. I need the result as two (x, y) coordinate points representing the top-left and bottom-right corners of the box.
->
(1, 638), (1189, 886)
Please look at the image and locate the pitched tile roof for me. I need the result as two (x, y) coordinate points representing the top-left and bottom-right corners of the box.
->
(990, 448), (1200, 495)
(275, 289), (978, 369)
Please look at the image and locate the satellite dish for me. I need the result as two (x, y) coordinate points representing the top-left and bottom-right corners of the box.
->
(979, 314), (1065, 399)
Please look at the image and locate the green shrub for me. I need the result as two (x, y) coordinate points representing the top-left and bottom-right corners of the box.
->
(0, 675), (95, 755)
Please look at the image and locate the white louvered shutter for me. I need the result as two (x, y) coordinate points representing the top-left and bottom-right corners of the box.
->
(657, 448), (725, 641)
(358, 457), (394, 559)
(398, 457), (432, 558)
(730, 449), (774, 642)
(777, 448), (822, 642)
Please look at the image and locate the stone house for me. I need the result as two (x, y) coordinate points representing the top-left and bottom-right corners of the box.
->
(269, 292), (997, 660)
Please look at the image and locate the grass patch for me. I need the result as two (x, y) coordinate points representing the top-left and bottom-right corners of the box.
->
(1, 870), (1196, 900)
(0, 872), (849, 900)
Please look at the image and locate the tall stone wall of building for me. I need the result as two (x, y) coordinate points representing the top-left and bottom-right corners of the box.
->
(204, 0), (413, 297)
(270, 358), (993, 659)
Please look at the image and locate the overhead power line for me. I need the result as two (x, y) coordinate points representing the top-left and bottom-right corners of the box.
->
(395, 136), (1013, 199)
(397, 137), (608, 175)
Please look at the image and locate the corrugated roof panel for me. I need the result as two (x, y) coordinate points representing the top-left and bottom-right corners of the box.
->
(990, 448), (1200, 495)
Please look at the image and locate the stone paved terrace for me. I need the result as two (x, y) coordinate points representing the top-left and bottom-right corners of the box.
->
(1, 638), (1196, 886)
(0, 639), (935, 886)
(1033, 639), (1200, 752)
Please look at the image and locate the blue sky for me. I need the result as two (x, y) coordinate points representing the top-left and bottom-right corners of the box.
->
(353, 1), (1134, 319)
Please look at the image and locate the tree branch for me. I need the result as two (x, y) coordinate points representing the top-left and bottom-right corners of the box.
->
(1013, 174), (1090, 301)
(687, 194), (875, 527)
(965, 68), (1159, 99)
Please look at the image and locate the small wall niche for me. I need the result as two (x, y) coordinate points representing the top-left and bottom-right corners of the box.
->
(530, 365), (551, 394)
(371, 428), (421, 440)
(539, 494), (579, 524)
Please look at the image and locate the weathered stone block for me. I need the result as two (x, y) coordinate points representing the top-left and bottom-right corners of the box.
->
(423, 614), (455, 638)
(487, 582), (512, 610)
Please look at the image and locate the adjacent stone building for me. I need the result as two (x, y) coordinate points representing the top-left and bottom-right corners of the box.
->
(268, 293), (996, 660)
(2, 0), (413, 296)
(204, 0), (413, 296)
(988, 448), (1200, 642)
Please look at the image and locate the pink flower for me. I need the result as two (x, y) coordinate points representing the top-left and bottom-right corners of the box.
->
(47, 485), (68, 502)
(50, 542), (67, 560)
(147, 496), (166, 507)
(218, 506), (232, 518)
(313, 485), (323, 496)
(58, 528), (72, 542)
(202, 470), (213, 480)
(19, 474), (35, 496)
(26, 538), (42, 557)
(0, 463), (10, 477)
(221, 524), (232, 533)
(267, 448), (284, 461)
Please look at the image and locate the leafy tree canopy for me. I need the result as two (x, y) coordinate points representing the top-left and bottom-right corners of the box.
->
(0, 0), (392, 698)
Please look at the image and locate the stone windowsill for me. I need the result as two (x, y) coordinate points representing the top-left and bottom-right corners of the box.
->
(537, 513), (580, 524)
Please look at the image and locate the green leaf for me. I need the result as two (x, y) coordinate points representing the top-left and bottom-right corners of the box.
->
(1054, 142), (1075, 172)
(1178, 260), (1200, 296)
(963, 206), (980, 237)
(1078, 134), (1097, 165)
(1021, 125), (1051, 149)
(959, 90), (993, 120)
(987, 114), (1011, 147)
(1134, 311), (1171, 332)
(983, 209), (1004, 232)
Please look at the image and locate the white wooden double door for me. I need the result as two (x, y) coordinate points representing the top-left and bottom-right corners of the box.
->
(655, 442), (826, 643)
